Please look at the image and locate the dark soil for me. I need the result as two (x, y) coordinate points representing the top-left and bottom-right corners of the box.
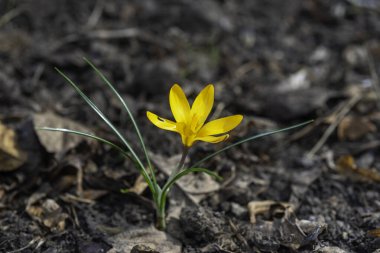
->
(1, 0), (380, 252)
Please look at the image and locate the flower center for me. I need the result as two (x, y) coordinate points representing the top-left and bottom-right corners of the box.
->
(177, 122), (197, 146)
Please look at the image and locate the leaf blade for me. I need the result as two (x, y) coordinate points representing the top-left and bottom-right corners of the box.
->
(83, 58), (156, 186)
(190, 120), (314, 169)
(54, 68), (155, 193)
(37, 127), (132, 159)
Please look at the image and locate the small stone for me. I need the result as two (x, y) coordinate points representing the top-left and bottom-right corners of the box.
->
(230, 202), (247, 218)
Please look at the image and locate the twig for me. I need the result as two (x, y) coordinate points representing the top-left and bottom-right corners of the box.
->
(6, 237), (42, 253)
(76, 166), (83, 197)
(287, 94), (352, 143)
(70, 205), (80, 228)
(85, 0), (104, 29)
(228, 219), (250, 250)
(307, 94), (362, 158)
(61, 193), (94, 204)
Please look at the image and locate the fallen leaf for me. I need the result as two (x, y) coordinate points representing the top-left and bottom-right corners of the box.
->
(107, 226), (181, 253)
(336, 155), (380, 182)
(26, 195), (68, 232)
(82, 189), (108, 200)
(0, 121), (27, 171)
(337, 116), (376, 141)
(368, 228), (380, 237)
(34, 111), (94, 153)
(280, 213), (326, 250)
(245, 202), (326, 250)
(247, 200), (294, 224)
(128, 175), (149, 195)
(152, 153), (220, 204)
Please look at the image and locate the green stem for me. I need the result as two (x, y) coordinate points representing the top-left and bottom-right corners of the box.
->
(156, 146), (189, 230)
(156, 204), (166, 230)
(172, 146), (189, 176)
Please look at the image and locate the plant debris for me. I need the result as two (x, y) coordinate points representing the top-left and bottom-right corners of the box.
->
(0, 121), (27, 171)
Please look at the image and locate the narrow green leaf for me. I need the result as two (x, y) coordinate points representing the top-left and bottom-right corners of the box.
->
(83, 58), (156, 187)
(37, 127), (133, 160)
(190, 120), (314, 169)
(54, 68), (155, 194)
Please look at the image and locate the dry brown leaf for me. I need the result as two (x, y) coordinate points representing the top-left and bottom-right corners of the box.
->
(247, 200), (294, 224)
(336, 155), (380, 182)
(61, 194), (95, 204)
(336, 155), (356, 171)
(26, 196), (68, 232)
(147, 153), (222, 221)
(337, 116), (376, 141)
(34, 111), (94, 153)
(55, 175), (77, 193)
(82, 189), (108, 200)
(247, 200), (326, 250)
(128, 175), (149, 195)
(368, 228), (380, 237)
(107, 226), (181, 253)
(0, 121), (27, 171)
(152, 153), (220, 204)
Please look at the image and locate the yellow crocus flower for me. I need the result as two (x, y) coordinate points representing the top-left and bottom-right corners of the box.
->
(147, 84), (243, 147)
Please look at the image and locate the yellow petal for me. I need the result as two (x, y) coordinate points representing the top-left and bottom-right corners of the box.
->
(169, 84), (191, 123)
(190, 84), (214, 131)
(196, 134), (229, 143)
(146, 111), (178, 132)
(182, 133), (197, 147)
(197, 115), (243, 137)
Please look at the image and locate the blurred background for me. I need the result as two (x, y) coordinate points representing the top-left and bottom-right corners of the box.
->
(1, 0), (379, 151)
(1, 0), (379, 121)
(1, 0), (380, 252)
